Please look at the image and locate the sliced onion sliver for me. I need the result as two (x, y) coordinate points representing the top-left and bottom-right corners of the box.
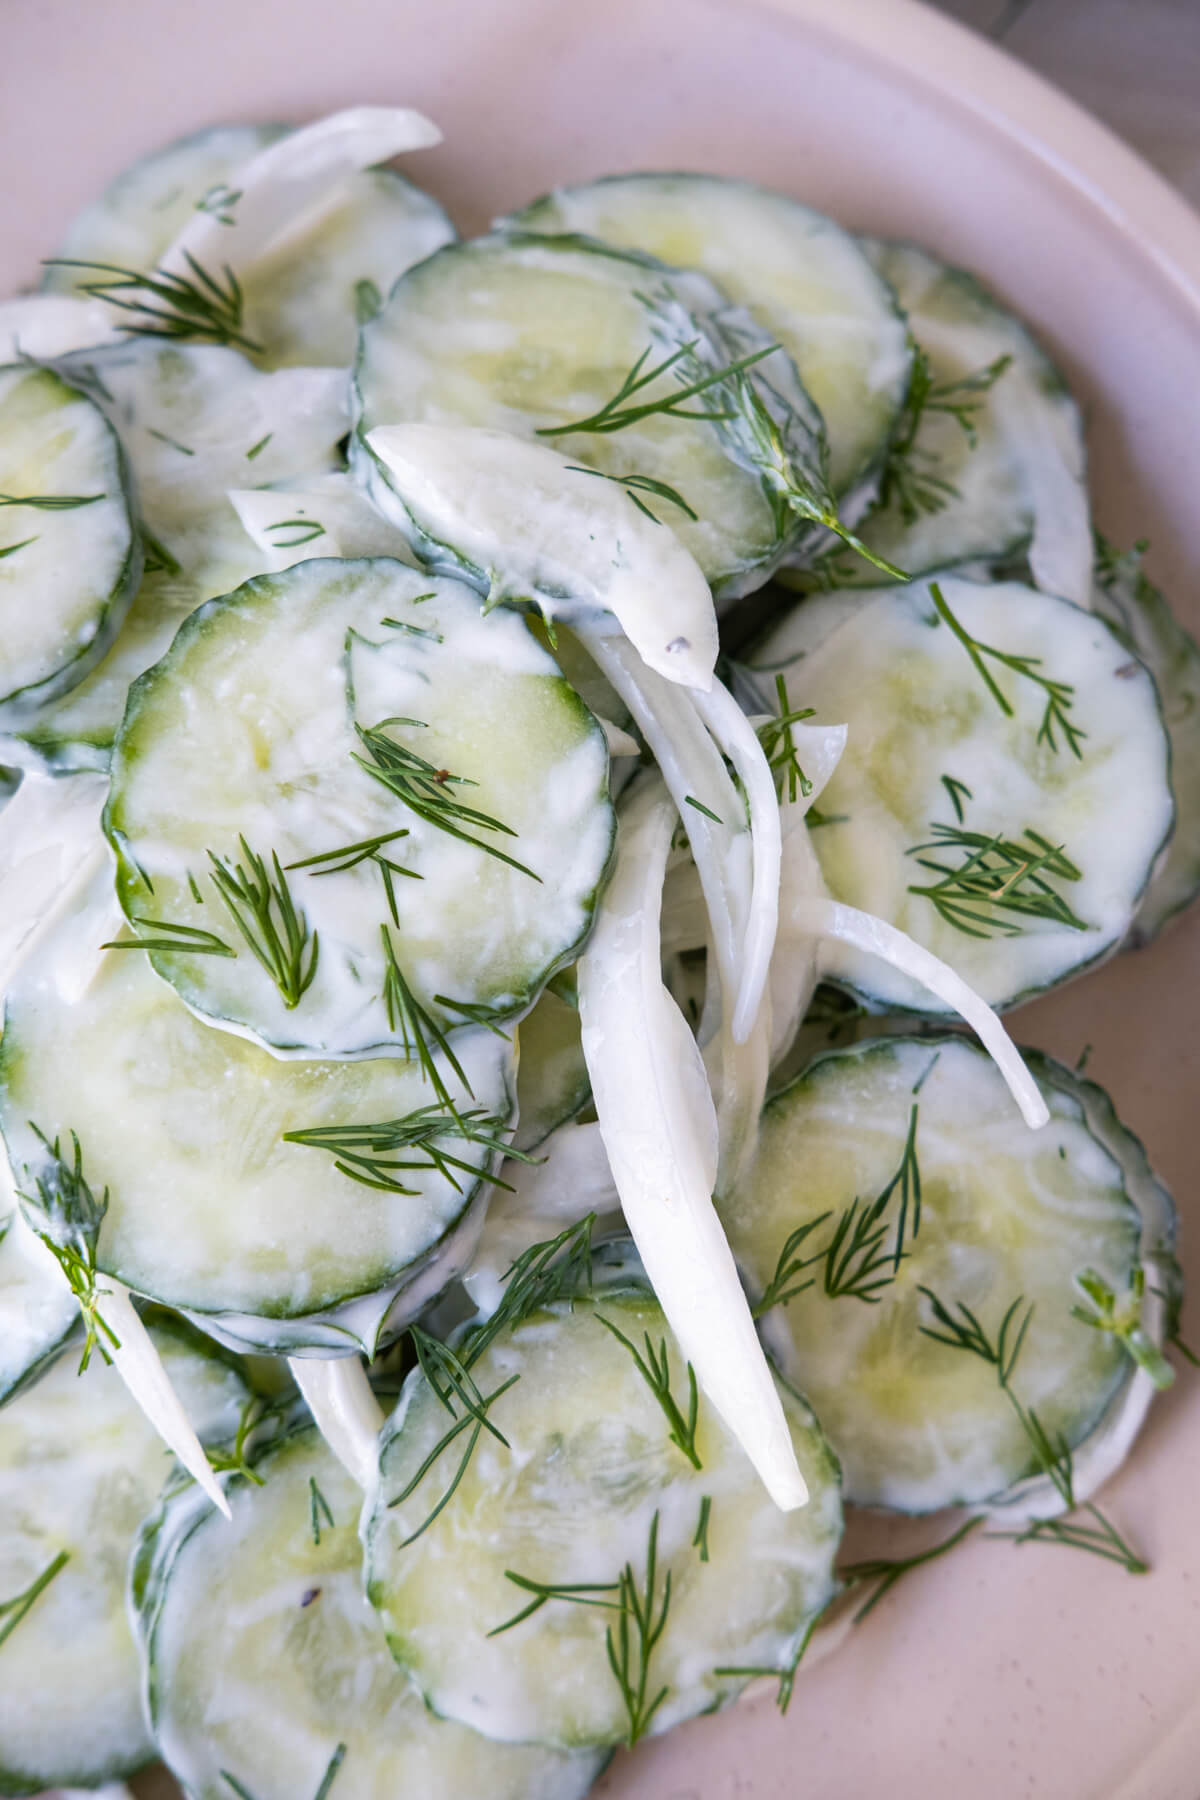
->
(96, 1276), (232, 1518)
(289, 1355), (385, 1491)
(579, 775), (809, 1511)
(692, 679), (782, 1044)
(793, 896), (1049, 1130)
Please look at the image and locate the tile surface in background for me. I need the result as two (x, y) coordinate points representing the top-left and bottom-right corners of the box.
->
(934, 0), (1200, 204)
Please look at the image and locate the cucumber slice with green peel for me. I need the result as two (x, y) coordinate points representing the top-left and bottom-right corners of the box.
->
(506, 173), (911, 506)
(105, 556), (615, 1057)
(132, 1420), (609, 1800)
(0, 880), (517, 1354)
(720, 1035), (1157, 1514)
(795, 240), (1089, 601)
(0, 363), (139, 719)
(0, 1321), (248, 1794)
(3, 344), (350, 774)
(1092, 536), (1200, 942)
(42, 123), (288, 292)
(0, 1193), (79, 1408)
(513, 982), (589, 1153)
(352, 232), (826, 602)
(751, 576), (1173, 1014)
(364, 1285), (842, 1748)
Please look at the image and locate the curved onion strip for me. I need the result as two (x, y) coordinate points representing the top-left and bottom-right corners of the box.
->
(691, 679), (782, 1043)
(288, 1355), (385, 1491)
(95, 1277), (232, 1518)
(790, 897), (1049, 1129)
(578, 775), (808, 1512)
(163, 106), (441, 278)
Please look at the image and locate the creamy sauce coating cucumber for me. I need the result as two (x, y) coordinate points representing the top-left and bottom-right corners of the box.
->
(1092, 536), (1200, 942)
(353, 233), (816, 601)
(506, 172), (911, 505)
(721, 1036), (1145, 1513)
(0, 1322), (247, 1793)
(0, 1191), (79, 1407)
(514, 981), (590, 1152)
(133, 1421), (608, 1800)
(0, 879), (516, 1350)
(105, 557), (615, 1056)
(800, 240), (1090, 603)
(365, 1287), (841, 1748)
(0, 363), (139, 719)
(3, 340), (350, 774)
(751, 576), (1173, 1012)
(43, 121), (455, 369)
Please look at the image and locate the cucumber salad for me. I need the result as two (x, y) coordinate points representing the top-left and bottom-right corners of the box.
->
(0, 105), (1193, 1798)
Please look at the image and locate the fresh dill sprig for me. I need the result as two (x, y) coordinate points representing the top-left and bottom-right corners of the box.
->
(206, 838), (319, 1010)
(563, 464), (698, 524)
(877, 343), (1013, 526)
(758, 673), (816, 803)
(693, 1495), (712, 1563)
(606, 1511), (673, 1744)
(46, 253), (261, 354)
(147, 426), (194, 457)
(266, 517), (326, 548)
(712, 1610), (822, 1715)
(245, 432), (272, 461)
(1071, 1265), (1175, 1390)
(207, 1395), (268, 1487)
(19, 1126), (119, 1372)
(597, 1314), (702, 1468)
(196, 182), (242, 225)
(751, 1214), (831, 1319)
(0, 536), (36, 562)
(387, 1218), (596, 1544)
(101, 915), (235, 958)
(487, 1568), (621, 1637)
(918, 1287), (1147, 1573)
(684, 794), (722, 823)
(141, 528), (181, 576)
(929, 581), (1087, 757)
(434, 994), (511, 1038)
(283, 1103), (530, 1196)
(940, 773), (973, 824)
(0, 1550), (70, 1651)
(353, 719), (539, 881)
(378, 927), (471, 1114)
(907, 821), (1087, 939)
(309, 1476), (336, 1546)
(537, 339), (778, 436)
(221, 1743), (347, 1800)
(0, 491), (103, 510)
(824, 1103), (922, 1298)
(286, 828), (419, 928)
(840, 1516), (983, 1622)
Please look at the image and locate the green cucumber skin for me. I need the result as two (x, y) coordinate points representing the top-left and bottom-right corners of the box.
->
(0, 365), (143, 720)
(733, 1035), (1147, 1514)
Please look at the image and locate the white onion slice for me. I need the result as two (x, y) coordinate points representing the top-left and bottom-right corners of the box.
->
(288, 1355), (385, 1491)
(791, 896), (1049, 1129)
(579, 775), (808, 1512)
(163, 106), (441, 277)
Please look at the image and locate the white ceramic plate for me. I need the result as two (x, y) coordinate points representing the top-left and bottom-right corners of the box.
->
(5, 1), (1200, 1795)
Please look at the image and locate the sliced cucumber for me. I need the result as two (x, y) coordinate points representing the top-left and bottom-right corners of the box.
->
(721, 1036), (1151, 1513)
(3, 340), (350, 774)
(0, 363), (139, 718)
(751, 576), (1173, 1012)
(514, 982), (589, 1152)
(365, 1284), (841, 1748)
(805, 240), (1090, 602)
(1092, 536), (1200, 942)
(0, 1190), (79, 1408)
(506, 173), (910, 506)
(0, 1321), (247, 1793)
(42, 123), (287, 289)
(105, 557), (614, 1058)
(352, 232), (819, 601)
(133, 1420), (608, 1800)
(0, 869), (516, 1353)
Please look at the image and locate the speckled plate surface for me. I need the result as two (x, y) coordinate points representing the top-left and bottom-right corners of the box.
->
(5, 0), (1200, 1795)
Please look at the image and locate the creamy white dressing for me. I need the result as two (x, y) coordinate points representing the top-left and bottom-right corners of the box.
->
(0, 294), (120, 361)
